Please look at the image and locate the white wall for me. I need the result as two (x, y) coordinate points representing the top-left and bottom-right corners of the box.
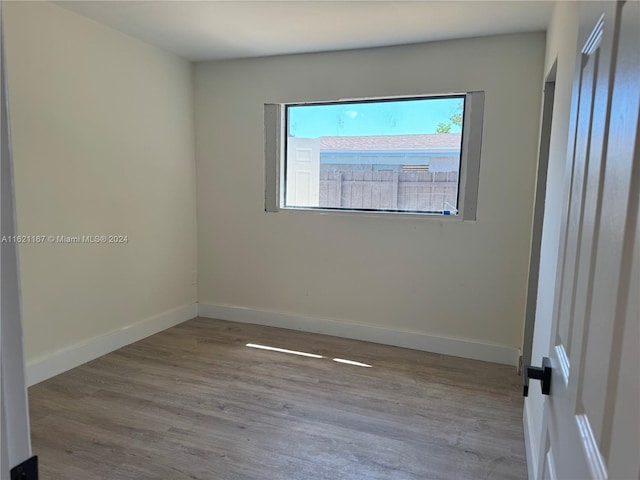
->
(3, 1), (197, 378)
(523, 2), (580, 477)
(195, 33), (545, 360)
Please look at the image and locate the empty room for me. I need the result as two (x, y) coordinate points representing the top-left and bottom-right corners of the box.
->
(1, 1), (638, 479)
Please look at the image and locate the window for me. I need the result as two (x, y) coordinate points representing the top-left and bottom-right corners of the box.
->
(265, 92), (484, 219)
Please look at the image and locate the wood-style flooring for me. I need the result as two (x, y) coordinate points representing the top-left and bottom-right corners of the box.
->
(28, 317), (527, 479)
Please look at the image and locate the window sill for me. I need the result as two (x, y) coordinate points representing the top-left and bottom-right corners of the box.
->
(268, 206), (470, 221)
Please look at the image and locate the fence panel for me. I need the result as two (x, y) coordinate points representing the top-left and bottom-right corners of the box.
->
(318, 170), (458, 212)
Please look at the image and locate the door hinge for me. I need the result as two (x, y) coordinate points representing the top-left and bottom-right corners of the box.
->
(10, 456), (38, 480)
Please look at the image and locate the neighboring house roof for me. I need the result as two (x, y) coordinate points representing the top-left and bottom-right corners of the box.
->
(319, 133), (461, 151)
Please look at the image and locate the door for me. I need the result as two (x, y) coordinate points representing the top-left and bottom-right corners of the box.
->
(536, 1), (639, 479)
(523, 74), (556, 368)
(286, 137), (320, 207)
(1, 5), (33, 478)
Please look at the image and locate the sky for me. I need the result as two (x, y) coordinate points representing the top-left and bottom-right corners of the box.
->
(288, 97), (464, 138)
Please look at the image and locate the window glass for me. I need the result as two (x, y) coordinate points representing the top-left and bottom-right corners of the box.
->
(285, 97), (465, 215)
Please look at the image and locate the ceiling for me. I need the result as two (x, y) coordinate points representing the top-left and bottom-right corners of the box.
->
(55, 1), (554, 62)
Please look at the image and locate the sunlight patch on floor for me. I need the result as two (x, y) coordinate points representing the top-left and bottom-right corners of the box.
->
(245, 343), (372, 367)
(333, 358), (372, 368)
(246, 343), (324, 358)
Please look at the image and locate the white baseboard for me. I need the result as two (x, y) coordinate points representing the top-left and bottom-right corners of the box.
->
(523, 399), (539, 480)
(26, 303), (198, 386)
(198, 303), (520, 366)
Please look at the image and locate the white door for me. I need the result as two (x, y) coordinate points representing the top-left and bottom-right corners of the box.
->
(1, 6), (33, 478)
(285, 137), (320, 207)
(534, 1), (639, 479)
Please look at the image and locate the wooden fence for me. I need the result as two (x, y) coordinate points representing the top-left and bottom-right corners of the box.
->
(319, 170), (459, 212)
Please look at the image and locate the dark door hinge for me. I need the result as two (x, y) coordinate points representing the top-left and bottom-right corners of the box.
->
(10, 455), (38, 480)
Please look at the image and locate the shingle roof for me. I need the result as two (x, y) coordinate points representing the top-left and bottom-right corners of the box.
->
(319, 133), (461, 151)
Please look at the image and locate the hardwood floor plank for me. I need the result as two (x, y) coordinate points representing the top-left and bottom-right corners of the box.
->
(28, 317), (527, 479)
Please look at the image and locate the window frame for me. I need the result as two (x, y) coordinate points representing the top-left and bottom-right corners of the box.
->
(265, 91), (484, 220)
